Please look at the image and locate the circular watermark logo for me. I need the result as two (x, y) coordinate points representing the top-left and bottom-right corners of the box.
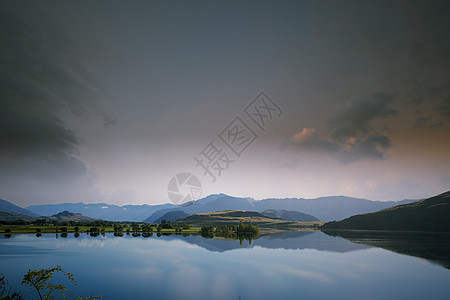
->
(167, 172), (202, 205)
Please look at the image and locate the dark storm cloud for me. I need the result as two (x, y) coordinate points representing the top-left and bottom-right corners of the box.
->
(405, 80), (450, 107)
(339, 134), (391, 162)
(0, 5), (88, 156)
(0, 4), (105, 204)
(395, 2), (450, 127)
(327, 93), (397, 142)
(280, 0), (449, 162)
(403, 79), (450, 129)
(287, 93), (397, 163)
(413, 117), (432, 129)
(435, 97), (450, 119)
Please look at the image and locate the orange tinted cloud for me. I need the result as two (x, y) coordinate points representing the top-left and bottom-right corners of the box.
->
(290, 128), (317, 144)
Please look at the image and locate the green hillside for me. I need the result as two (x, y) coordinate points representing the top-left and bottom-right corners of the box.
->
(322, 191), (450, 232)
(0, 210), (37, 222)
(0, 210), (96, 223)
(261, 209), (319, 221)
(175, 210), (323, 230)
(47, 211), (96, 222)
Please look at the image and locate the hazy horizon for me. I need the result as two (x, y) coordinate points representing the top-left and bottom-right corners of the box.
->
(9, 190), (447, 209)
(1, 1), (449, 207)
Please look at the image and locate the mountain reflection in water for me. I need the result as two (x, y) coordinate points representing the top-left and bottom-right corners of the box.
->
(164, 230), (371, 253)
(322, 230), (450, 269)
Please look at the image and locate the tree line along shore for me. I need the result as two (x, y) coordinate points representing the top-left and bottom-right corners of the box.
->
(0, 219), (262, 235)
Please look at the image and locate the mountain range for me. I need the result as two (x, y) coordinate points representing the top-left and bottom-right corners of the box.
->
(0, 193), (417, 222)
(142, 194), (415, 222)
(26, 202), (174, 221)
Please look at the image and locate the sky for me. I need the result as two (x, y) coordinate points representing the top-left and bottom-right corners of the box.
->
(1, 0), (449, 207)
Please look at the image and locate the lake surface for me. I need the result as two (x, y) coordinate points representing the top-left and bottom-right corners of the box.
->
(1, 231), (449, 299)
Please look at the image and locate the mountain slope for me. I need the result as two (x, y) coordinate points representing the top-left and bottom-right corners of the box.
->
(0, 210), (96, 222)
(256, 196), (414, 221)
(0, 210), (37, 222)
(153, 211), (189, 223)
(322, 191), (450, 232)
(0, 199), (38, 217)
(261, 209), (319, 221)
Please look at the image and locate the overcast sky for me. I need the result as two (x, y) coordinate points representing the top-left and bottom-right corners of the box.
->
(1, 0), (449, 206)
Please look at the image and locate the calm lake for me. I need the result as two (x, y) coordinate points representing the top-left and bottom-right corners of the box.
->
(1, 231), (449, 299)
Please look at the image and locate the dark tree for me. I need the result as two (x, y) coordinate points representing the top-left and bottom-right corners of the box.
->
(22, 266), (76, 300)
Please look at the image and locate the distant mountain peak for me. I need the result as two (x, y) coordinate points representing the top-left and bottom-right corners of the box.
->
(48, 210), (96, 222)
(52, 210), (81, 217)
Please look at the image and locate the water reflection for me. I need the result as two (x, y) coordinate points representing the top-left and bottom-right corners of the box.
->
(1, 232), (449, 299)
(200, 231), (259, 245)
(322, 230), (450, 269)
(160, 230), (370, 252)
(1, 231), (368, 253)
(2, 230), (450, 269)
